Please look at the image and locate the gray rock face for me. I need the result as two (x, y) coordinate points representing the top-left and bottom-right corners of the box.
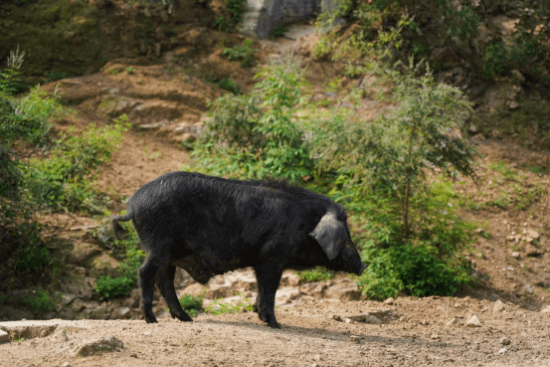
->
(242, 0), (323, 37)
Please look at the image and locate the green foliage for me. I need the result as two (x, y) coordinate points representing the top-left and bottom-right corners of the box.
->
(483, 40), (509, 80)
(179, 294), (203, 317)
(0, 50), (59, 285)
(46, 70), (66, 81)
(217, 77), (242, 95)
(221, 39), (255, 67)
(22, 115), (129, 212)
(22, 290), (55, 314)
(11, 242), (53, 277)
(214, 0), (247, 31)
(310, 61), (477, 236)
(0, 46), (25, 95)
(95, 218), (145, 300)
(191, 58), (314, 182)
(95, 275), (135, 300)
(205, 293), (253, 315)
(298, 267), (335, 282)
(355, 180), (475, 299)
(272, 25), (288, 38)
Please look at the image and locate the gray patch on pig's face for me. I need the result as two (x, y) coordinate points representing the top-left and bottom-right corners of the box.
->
(309, 211), (345, 261)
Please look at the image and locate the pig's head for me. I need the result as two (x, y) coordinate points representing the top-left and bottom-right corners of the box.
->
(309, 211), (367, 276)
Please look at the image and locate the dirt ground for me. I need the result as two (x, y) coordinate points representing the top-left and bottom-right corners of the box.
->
(2, 295), (550, 367)
(2, 18), (550, 367)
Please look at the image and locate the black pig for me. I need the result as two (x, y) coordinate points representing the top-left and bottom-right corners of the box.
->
(111, 171), (367, 328)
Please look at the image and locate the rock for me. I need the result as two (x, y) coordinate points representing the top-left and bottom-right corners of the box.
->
(497, 347), (507, 355)
(511, 251), (520, 259)
(446, 318), (458, 326)
(323, 285), (361, 300)
(62, 362), (71, 367)
(540, 305), (550, 313)
(430, 333), (440, 340)
(499, 337), (511, 345)
(384, 297), (394, 305)
(527, 229), (540, 239)
(468, 124), (478, 134)
(510, 69), (525, 84)
(526, 245), (542, 257)
(0, 329), (9, 344)
(0, 322), (57, 341)
(467, 315), (482, 327)
(349, 335), (362, 343)
(280, 273), (302, 287)
(332, 315), (343, 322)
(114, 307), (132, 319)
(524, 285), (534, 295)
(73, 336), (124, 356)
(493, 300), (505, 313)
(507, 100), (520, 110)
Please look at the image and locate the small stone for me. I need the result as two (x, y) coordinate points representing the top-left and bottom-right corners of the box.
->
(511, 252), (520, 259)
(62, 362), (71, 367)
(527, 229), (540, 239)
(114, 307), (131, 319)
(73, 336), (123, 357)
(364, 315), (382, 324)
(0, 329), (9, 344)
(524, 285), (534, 294)
(454, 303), (461, 308)
(332, 315), (343, 322)
(314, 354), (321, 361)
(468, 124), (478, 134)
(446, 318), (458, 326)
(349, 335), (362, 343)
(493, 300), (505, 313)
(499, 337), (511, 345)
(540, 305), (550, 313)
(430, 333), (440, 340)
(384, 297), (394, 305)
(467, 315), (482, 327)
(497, 347), (507, 355)
(507, 101), (520, 110)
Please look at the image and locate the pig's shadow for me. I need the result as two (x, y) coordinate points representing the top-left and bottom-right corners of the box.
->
(204, 319), (460, 349)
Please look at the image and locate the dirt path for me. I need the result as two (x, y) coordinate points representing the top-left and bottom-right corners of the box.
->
(2, 296), (550, 367)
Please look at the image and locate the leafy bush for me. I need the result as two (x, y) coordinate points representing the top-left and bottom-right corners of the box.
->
(191, 58), (314, 182)
(22, 116), (129, 212)
(214, 0), (247, 31)
(221, 39), (255, 67)
(298, 267), (335, 282)
(95, 276), (135, 300)
(179, 294), (203, 317)
(95, 220), (145, 300)
(205, 293), (253, 315)
(22, 290), (55, 314)
(217, 77), (242, 95)
(0, 49), (58, 284)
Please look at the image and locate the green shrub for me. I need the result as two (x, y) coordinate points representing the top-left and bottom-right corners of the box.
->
(22, 290), (55, 314)
(22, 117), (128, 212)
(95, 219), (145, 300)
(221, 39), (255, 67)
(179, 294), (203, 317)
(205, 293), (253, 315)
(217, 77), (241, 95)
(191, 58), (314, 182)
(298, 267), (335, 282)
(95, 275), (135, 300)
(214, 0), (247, 31)
(483, 40), (509, 80)
(11, 241), (52, 277)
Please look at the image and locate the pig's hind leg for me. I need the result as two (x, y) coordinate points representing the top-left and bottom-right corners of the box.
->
(254, 263), (283, 328)
(156, 264), (193, 322)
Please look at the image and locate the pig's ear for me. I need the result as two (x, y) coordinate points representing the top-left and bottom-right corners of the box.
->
(309, 212), (345, 261)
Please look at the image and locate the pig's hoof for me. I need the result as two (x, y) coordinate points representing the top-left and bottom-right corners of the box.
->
(145, 315), (158, 323)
